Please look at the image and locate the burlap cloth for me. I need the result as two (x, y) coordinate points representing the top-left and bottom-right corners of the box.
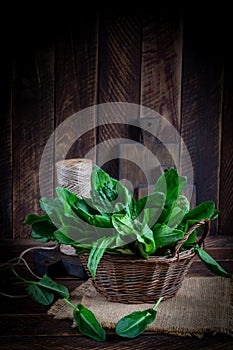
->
(48, 277), (233, 337)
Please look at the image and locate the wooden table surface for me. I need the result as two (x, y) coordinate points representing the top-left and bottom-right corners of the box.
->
(0, 239), (233, 350)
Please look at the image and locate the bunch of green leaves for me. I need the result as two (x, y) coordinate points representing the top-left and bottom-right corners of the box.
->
(19, 271), (164, 341)
(20, 271), (165, 341)
(18, 273), (69, 306)
(19, 266), (230, 342)
(18, 273), (106, 341)
(24, 165), (231, 280)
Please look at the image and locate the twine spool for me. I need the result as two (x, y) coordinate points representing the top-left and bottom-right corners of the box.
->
(55, 159), (93, 255)
(56, 158), (92, 198)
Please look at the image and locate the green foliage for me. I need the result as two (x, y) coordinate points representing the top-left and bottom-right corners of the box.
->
(152, 224), (184, 249)
(116, 297), (163, 338)
(64, 299), (106, 341)
(21, 165), (232, 342)
(26, 284), (54, 306)
(73, 304), (106, 342)
(194, 247), (232, 278)
(22, 274), (69, 305)
(116, 309), (157, 338)
(24, 165), (230, 280)
(87, 236), (115, 279)
(183, 201), (215, 222)
(36, 274), (69, 298)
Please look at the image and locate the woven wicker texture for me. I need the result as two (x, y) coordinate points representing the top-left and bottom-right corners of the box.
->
(80, 220), (210, 303)
(80, 251), (194, 303)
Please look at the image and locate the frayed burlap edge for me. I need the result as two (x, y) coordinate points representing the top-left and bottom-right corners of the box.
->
(48, 277), (233, 338)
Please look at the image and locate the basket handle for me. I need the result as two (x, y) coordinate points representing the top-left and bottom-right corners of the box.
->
(172, 219), (210, 257)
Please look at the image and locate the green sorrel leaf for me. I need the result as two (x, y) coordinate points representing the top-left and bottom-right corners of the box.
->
(73, 304), (106, 341)
(183, 201), (215, 222)
(37, 274), (69, 298)
(116, 297), (163, 338)
(195, 247), (232, 278)
(30, 220), (57, 242)
(116, 308), (157, 338)
(26, 284), (54, 306)
(87, 236), (115, 279)
(153, 224), (184, 249)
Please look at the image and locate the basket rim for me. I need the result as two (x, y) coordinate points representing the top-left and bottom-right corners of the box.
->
(81, 248), (195, 264)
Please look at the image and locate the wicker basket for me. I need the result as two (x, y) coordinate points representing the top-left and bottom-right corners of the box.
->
(79, 219), (210, 304)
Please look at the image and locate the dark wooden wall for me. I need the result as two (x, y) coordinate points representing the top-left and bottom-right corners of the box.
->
(0, 7), (232, 240)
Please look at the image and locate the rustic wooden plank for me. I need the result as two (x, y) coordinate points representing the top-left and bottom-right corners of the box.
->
(219, 59), (233, 235)
(189, 259), (233, 277)
(118, 142), (160, 195)
(194, 248), (233, 261)
(68, 16), (98, 162)
(119, 141), (180, 196)
(98, 15), (141, 103)
(180, 11), (223, 234)
(0, 289), (49, 314)
(0, 240), (57, 263)
(35, 49), (55, 200)
(97, 14), (141, 179)
(140, 10), (183, 139)
(138, 10), (183, 207)
(13, 42), (55, 238)
(139, 117), (181, 172)
(55, 27), (78, 125)
(0, 60), (13, 238)
(0, 315), (78, 336)
(0, 333), (232, 350)
(55, 15), (98, 164)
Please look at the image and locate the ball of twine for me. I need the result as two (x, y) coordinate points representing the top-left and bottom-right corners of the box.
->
(56, 158), (93, 198)
(56, 158), (93, 255)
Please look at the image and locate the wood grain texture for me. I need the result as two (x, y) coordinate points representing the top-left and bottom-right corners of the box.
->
(119, 141), (180, 195)
(98, 14), (141, 178)
(118, 142), (158, 191)
(219, 59), (233, 234)
(55, 15), (98, 164)
(180, 10), (223, 234)
(0, 315), (78, 336)
(0, 12), (232, 241)
(140, 10), (183, 138)
(139, 10), (183, 205)
(0, 60), (13, 238)
(13, 44), (54, 238)
(0, 326), (233, 350)
(0, 331), (232, 350)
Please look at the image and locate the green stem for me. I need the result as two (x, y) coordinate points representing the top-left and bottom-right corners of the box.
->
(152, 296), (163, 310)
(64, 297), (78, 310)
(14, 278), (35, 285)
